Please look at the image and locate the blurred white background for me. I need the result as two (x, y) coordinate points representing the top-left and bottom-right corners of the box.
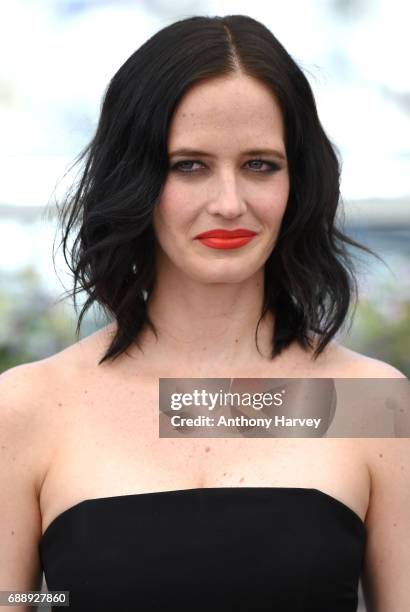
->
(1, 0), (409, 207)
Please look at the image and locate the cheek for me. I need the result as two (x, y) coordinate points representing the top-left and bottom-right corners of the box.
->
(258, 177), (289, 223)
(154, 180), (194, 238)
(274, 171), (290, 203)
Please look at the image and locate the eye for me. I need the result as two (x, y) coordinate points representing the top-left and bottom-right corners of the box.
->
(171, 160), (204, 173)
(170, 158), (281, 174)
(246, 159), (280, 172)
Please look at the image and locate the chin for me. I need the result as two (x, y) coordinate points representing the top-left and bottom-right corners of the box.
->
(187, 264), (260, 284)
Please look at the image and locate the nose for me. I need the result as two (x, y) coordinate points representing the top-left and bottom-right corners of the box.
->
(206, 170), (247, 218)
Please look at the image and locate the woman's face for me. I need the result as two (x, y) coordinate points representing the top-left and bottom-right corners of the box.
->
(153, 72), (290, 284)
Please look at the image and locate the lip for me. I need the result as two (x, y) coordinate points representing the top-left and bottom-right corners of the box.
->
(196, 235), (257, 250)
(195, 228), (258, 239)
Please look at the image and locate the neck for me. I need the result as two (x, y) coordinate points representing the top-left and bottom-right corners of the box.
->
(136, 268), (275, 375)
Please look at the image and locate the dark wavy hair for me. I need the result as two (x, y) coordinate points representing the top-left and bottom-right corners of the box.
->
(55, 14), (380, 365)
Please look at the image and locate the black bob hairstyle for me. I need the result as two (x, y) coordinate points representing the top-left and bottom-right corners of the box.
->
(56, 14), (380, 365)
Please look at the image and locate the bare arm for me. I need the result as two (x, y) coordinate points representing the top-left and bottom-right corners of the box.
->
(361, 436), (410, 611)
(358, 361), (410, 611)
(0, 363), (52, 611)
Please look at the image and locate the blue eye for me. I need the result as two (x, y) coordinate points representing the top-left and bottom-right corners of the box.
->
(246, 159), (280, 172)
(170, 159), (280, 173)
(171, 160), (204, 172)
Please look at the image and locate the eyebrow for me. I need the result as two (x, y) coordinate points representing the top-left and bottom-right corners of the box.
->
(169, 147), (287, 161)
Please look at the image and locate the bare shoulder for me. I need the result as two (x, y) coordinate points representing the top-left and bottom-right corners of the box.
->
(43, 321), (117, 374)
(0, 337), (84, 405)
(0, 322), (113, 487)
(323, 344), (410, 606)
(0, 321), (118, 413)
(361, 434), (410, 609)
(0, 359), (65, 592)
(323, 342), (409, 465)
(0, 357), (55, 421)
(315, 341), (408, 378)
(0, 358), (60, 487)
(316, 344), (410, 606)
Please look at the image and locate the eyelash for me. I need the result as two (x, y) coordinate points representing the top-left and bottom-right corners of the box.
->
(170, 159), (281, 174)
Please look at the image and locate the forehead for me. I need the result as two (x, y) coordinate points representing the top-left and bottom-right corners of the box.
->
(168, 73), (285, 147)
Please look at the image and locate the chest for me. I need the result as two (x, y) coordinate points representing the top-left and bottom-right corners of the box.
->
(40, 374), (370, 535)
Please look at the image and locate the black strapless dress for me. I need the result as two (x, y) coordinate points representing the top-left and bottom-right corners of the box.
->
(39, 487), (366, 611)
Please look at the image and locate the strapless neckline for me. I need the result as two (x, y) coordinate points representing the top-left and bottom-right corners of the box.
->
(40, 486), (366, 545)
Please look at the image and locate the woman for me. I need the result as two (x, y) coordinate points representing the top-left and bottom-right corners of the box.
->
(1, 14), (408, 612)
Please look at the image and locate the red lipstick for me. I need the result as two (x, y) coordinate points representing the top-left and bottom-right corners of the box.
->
(194, 228), (258, 250)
